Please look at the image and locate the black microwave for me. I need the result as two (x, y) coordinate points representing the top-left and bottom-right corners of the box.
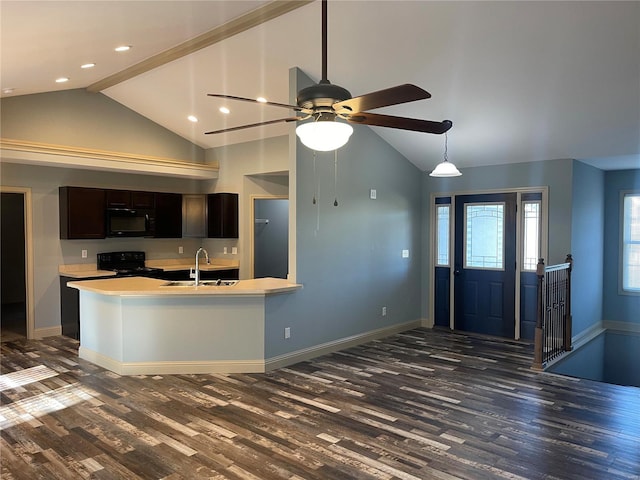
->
(106, 208), (155, 237)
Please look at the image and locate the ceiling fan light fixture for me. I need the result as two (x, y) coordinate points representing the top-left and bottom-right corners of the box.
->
(429, 132), (461, 177)
(296, 120), (353, 152)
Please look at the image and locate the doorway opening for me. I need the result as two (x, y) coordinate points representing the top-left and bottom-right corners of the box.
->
(251, 197), (289, 279)
(1, 187), (34, 341)
(432, 188), (547, 340)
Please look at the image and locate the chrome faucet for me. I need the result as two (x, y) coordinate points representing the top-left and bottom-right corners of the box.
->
(191, 247), (210, 285)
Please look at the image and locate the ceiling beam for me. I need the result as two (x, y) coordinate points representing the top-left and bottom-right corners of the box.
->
(86, 0), (313, 93)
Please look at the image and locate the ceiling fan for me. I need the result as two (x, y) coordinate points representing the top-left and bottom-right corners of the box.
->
(205, 0), (453, 151)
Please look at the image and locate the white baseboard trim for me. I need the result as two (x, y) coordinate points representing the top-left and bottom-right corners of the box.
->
(421, 317), (433, 328)
(78, 320), (422, 375)
(603, 320), (640, 334)
(78, 347), (265, 375)
(265, 319), (422, 371)
(33, 326), (62, 339)
(571, 322), (605, 350)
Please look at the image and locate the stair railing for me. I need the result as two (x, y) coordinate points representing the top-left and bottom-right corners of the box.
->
(532, 254), (573, 370)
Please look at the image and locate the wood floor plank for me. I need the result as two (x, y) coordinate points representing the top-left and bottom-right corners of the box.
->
(1, 328), (639, 479)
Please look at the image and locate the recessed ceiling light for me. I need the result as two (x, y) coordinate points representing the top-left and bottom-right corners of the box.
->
(219, 107), (230, 114)
(55, 77), (69, 83)
(2, 88), (15, 95)
(256, 97), (267, 103)
(114, 45), (131, 52)
(81, 63), (96, 69)
(187, 115), (198, 123)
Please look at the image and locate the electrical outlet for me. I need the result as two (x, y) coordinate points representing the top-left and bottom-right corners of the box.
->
(81, 249), (88, 259)
(232, 247), (238, 255)
(370, 189), (377, 200)
(284, 327), (291, 339)
(178, 246), (184, 254)
(382, 306), (387, 316)
(402, 249), (409, 258)
(223, 247), (228, 254)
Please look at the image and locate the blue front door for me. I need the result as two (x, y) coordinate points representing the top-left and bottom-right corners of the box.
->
(454, 193), (517, 337)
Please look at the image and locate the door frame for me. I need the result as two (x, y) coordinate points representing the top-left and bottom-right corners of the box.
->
(249, 195), (288, 279)
(429, 186), (548, 339)
(1, 186), (35, 339)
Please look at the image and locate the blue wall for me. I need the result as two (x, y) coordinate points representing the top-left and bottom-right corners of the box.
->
(264, 68), (424, 358)
(603, 169), (640, 325)
(604, 331), (640, 387)
(549, 331), (640, 388)
(422, 158), (575, 322)
(570, 161), (605, 336)
(548, 332), (605, 382)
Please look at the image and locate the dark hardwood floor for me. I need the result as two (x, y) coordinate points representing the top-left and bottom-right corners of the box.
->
(1, 328), (639, 480)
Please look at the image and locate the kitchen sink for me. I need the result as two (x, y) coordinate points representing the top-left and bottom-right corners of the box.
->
(161, 280), (238, 287)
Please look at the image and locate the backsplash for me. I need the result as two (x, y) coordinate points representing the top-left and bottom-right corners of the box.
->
(59, 237), (239, 265)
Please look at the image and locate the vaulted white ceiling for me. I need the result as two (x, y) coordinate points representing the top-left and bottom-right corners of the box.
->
(2, 1), (639, 171)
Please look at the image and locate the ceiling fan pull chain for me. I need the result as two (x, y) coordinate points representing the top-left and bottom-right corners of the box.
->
(334, 150), (339, 206)
(313, 150), (318, 205)
(316, 160), (321, 232)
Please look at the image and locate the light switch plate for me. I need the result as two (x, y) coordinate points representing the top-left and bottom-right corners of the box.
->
(223, 247), (228, 254)
(178, 246), (183, 254)
(81, 249), (87, 259)
(232, 247), (238, 255)
(402, 249), (409, 258)
(370, 189), (377, 200)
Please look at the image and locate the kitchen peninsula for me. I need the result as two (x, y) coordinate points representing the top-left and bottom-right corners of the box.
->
(67, 276), (302, 375)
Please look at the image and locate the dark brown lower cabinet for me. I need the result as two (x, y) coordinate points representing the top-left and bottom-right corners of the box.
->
(153, 269), (239, 281)
(60, 276), (105, 340)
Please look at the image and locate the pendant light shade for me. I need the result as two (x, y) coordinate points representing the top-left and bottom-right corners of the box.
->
(429, 132), (461, 177)
(429, 160), (462, 177)
(296, 120), (353, 152)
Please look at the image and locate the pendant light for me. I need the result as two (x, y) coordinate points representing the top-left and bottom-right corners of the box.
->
(296, 114), (353, 152)
(429, 132), (461, 177)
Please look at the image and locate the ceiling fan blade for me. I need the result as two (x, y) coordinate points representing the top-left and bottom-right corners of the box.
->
(345, 112), (452, 134)
(333, 84), (431, 114)
(204, 117), (302, 135)
(207, 94), (311, 113)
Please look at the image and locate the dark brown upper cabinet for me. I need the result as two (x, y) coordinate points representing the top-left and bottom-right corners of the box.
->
(105, 190), (155, 209)
(132, 191), (155, 209)
(59, 186), (106, 239)
(154, 193), (182, 238)
(105, 189), (129, 208)
(208, 193), (238, 238)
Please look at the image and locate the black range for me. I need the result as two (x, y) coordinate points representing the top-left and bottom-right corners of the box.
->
(97, 251), (163, 277)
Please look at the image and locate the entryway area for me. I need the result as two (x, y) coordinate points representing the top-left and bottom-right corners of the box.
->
(432, 189), (546, 340)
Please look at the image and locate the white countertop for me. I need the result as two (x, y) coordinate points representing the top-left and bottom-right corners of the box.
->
(67, 276), (302, 296)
